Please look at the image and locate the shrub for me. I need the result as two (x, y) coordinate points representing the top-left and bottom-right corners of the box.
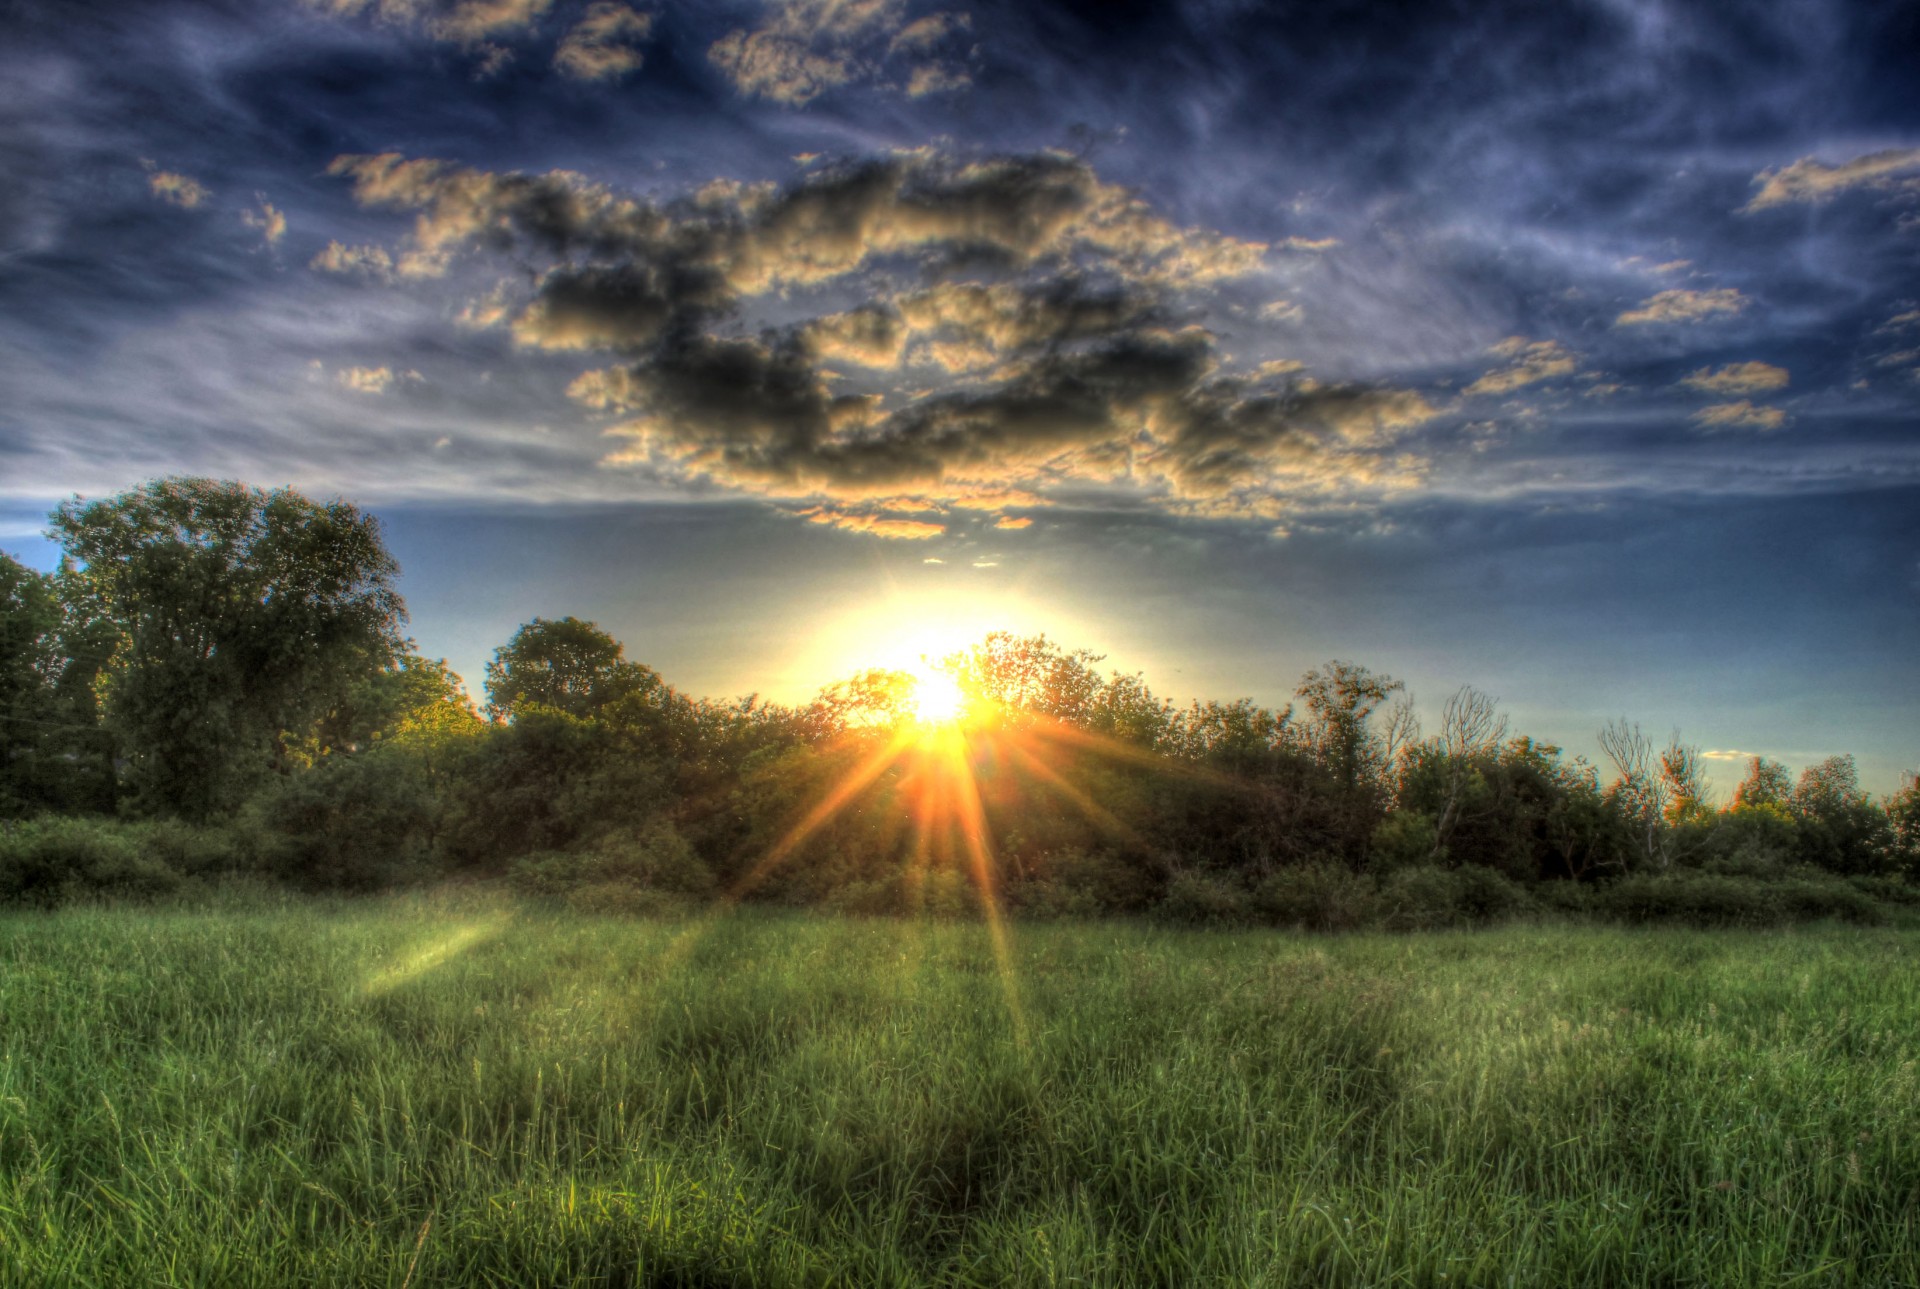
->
(1376, 865), (1466, 931)
(1370, 811), (1439, 874)
(1253, 861), (1376, 931)
(1531, 878), (1595, 917)
(1595, 871), (1884, 928)
(1155, 871), (1257, 927)
(583, 821), (716, 897)
(1453, 865), (1534, 923)
(0, 818), (182, 906)
(510, 821), (715, 903)
(1011, 848), (1157, 918)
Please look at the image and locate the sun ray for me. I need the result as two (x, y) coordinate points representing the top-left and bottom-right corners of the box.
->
(726, 725), (920, 903)
(1002, 734), (1156, 855)
(935, 726), (1028, 1047)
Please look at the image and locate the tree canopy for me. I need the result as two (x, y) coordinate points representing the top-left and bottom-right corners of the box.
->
(49, 478), (405, 819)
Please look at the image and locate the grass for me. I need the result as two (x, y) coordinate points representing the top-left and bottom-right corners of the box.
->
(2, 894), (1917, 1286)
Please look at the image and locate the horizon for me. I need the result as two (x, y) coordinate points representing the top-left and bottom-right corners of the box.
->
(4, 0), (1917, 794)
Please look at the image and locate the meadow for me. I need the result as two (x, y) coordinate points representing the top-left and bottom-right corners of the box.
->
(2, 896), (1916, 1287)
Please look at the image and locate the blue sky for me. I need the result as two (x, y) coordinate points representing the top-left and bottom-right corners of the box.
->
(3, 0), (1916, 791)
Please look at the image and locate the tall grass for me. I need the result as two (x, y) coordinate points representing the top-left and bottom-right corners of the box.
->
(2, 897), (1916, 1285)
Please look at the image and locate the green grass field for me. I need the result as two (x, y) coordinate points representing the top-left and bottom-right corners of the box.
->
(2, 897), (1916, 1286)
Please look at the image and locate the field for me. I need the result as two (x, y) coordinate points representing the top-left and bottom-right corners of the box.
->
(2, 897), (1917, 1286)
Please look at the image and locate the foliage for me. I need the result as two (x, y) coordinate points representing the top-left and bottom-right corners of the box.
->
(49, 478), (405, 820)
(1252, 860), (1377, 931)
(483, 616), (663, 723)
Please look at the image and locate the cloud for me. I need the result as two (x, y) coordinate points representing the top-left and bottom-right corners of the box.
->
(310, 241), (395, 277)
(708, 0), (973, 105)
(1692, 400), (1786, 431)
(804, 305), (909, 368)
(994, 515), (1031, 529)
(241, 196), (286, 245)
(433, 0), (552, 42)
(330, 146), (1429, 523)
(337, 365), (396, 393)
(1277, 236), (1338, 252)
(554, 3), (653, 80)
(905, 63), (971, 96)
(888, 11), (967, 55)
(147, 169), (209, 209)
(796, 505), (945, 539)
(1744, 147), (1920, 212)
(1464, 338), (1578, 397)
(1615, 288), (1749, 327)
(1679, 362), (1788, 395)
(329, 148), (1267, 328)
(1703, 749), (1760, 761)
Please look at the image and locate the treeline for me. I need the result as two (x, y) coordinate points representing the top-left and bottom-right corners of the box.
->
(4, 478), (1918, 927)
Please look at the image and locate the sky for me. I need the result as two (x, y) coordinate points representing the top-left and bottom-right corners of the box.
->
(2, 0), (1917, 792)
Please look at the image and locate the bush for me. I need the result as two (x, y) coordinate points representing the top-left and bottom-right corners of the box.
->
(510, 821), (715, 903)
(583, 821), (715, 897)
(249, 749), (437, 890)
(1531, 878), (1596, 917)
(1454, 865), (1534, 923)
(1011, 848), (1157, 918)
(1596, 872), (1884, 928)
(1253, 861), (1376, 931)
(1155, 872), (1257, 927)
(0, 818), (183, 906)
(1376, 866), (1465, 931)
(1370, 811), (1439, 873)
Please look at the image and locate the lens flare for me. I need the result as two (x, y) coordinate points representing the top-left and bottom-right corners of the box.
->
(909, 668), (967, 726)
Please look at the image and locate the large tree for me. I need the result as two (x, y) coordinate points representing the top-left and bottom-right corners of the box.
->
(484, 616), (661, 723)
(0, 554), (62, 815)
(51, 478), (406, 819)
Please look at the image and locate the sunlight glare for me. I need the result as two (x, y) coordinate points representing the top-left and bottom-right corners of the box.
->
(910, 668), (967, 725)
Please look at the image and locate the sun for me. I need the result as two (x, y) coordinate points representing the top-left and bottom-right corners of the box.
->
(908, 667), (967, 726)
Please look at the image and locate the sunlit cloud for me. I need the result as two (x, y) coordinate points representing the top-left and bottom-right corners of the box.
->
(1692, 400), (1786, 431)
(1615, 288), (1750, 327)
(337, 365), (397, 393)
(241, 195), (287, 246)
(553, 3), (653, 79)
(1745, 147), (1920, 211)
(796, 505), (945, 539)
(146, 168), (209, 209)
(310, 241), (395, 277)
(708, 0), (973, 105)
(1463, 338), (1578, 397)
(1679, 362), (1787, 395)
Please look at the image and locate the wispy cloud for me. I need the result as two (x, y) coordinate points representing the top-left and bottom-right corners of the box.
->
(1679, 362), (1788, 395)
(1745, 147), (1920, 212)
(1615, 288), (1749, 327)
(1464, 338), (1578, 397)
(1692, 400), (1786, 431)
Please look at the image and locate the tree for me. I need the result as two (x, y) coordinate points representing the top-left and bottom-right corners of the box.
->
(484, 616), (661, 722)
(1597, 721), (1712, 869)
(1789, 754), (1892, 875)
(0, 554), (62, 815)
(1295, 661), (1405, 793)
(50, 478), (406, 820)
(1732, 756), (1793, 810)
